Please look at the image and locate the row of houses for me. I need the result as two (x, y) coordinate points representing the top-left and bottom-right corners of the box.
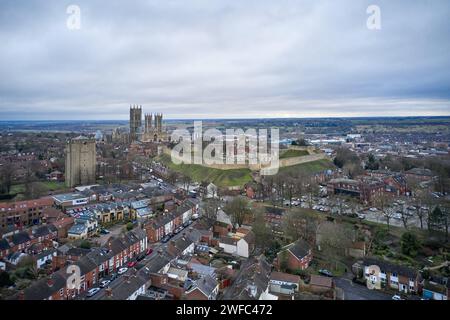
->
(144, 200), (198, 242)
(17, 228), (148, 300)
(353, 258), (449, 299)
(0, 224), (58, 261)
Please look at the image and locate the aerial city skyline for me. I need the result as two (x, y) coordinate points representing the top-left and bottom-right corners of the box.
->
(0, 0), (449, 309)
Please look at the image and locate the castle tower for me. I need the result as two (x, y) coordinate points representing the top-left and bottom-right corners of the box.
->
(65, 136), (96, 188)
(154, 113), (163, 133)
(144, 113), (152, 133)
(129, 105), (142, 141)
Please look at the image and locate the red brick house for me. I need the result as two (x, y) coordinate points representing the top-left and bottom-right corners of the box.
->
(0, 197), (54, 229)
(275, 239), (312, 271)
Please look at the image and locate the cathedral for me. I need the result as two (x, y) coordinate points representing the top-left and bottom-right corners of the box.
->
(129, 105), (167, 142)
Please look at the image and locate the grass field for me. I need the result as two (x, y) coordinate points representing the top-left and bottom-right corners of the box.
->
(8, 181), (68, 200)
(156, 154), (253, 187)
(278, 159), (335, 175)
(279, 149), (310, 159)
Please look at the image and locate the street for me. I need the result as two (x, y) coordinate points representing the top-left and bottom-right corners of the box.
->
(334, 276), (392, 300)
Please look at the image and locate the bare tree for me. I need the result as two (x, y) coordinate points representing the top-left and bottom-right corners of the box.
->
(283, 208), (320, 244)
(375, 192), (395, 230)
(0, 162), (15, 194)
(181, 174), (192, 191)
(252, 207), (271, 250)
(318, 222), (353, 271)
(399, 204), (410, 229)
(203, 198), (220, 223)
(224, 196), (251, 228)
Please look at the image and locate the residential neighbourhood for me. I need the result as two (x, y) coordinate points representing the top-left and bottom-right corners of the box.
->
(0, 1), (449, 307)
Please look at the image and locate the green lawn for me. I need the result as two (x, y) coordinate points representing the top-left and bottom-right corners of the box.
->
(278, 159), (335, 175)
(156, 154), (253, 188)
(279, 149), (310, 159)
(8, 181), (67, 199)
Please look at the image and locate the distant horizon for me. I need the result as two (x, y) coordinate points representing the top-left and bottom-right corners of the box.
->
(1, 114), (450, 123)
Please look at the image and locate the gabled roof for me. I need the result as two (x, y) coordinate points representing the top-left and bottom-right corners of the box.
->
(11, 231), (31, 245)
(23, 270), (68, 300)
(32, 225), (56, 238)
(186, 274), (218, 298)
(361, 257), (418, 278)
(144, 253), (173, 273)
(283, 239), (311, 260)
(107, 275), (147, 300)
(75, 256), (97, 275)
(0, 238), (10, 251)
(86, 247), (114, 265)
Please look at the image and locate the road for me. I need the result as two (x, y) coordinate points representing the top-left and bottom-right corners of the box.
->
(334, 277), (392, 300)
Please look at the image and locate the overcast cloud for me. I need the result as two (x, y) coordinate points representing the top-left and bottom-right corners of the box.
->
(0, 0), (449, 120)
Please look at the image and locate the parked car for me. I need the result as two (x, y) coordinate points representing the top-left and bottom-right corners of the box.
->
(109, 273), (118, 282)
(100, 229), (110, 235)
(161, 235), (170, 243)
(86, 287), (101, 297)
(127, 261), (137, 268)
(118, 267), (128, 275)
(319, 269), (333, 277)
(99, 280), (110, 288)
(392, 295), (403, 300)
(136, 254), (145, 261)
(146, 248), (153, 256)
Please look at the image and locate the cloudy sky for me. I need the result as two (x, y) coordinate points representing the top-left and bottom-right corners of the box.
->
(0, 0), (449, 120)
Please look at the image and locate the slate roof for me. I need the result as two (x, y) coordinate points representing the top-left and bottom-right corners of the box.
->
(0, 238), (10, 251)
(86, 247), (114, 265)
(107, 275), (147, 300)
(285, 239), (311, 260)
(23, 270), (68, 300)
(362, 257), (418, 278)
(11, 231), (31, 245)
(186, 274), (218, 298)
